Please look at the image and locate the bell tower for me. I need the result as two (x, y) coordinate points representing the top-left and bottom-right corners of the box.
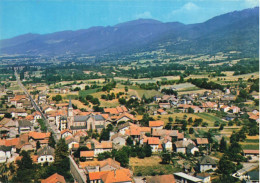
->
(67, 98), (74, 129)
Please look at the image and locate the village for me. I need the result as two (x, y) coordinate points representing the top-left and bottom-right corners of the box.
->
(0, 69), (259, 183)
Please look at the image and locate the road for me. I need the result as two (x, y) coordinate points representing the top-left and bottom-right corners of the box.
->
(15, 70), (58, 142)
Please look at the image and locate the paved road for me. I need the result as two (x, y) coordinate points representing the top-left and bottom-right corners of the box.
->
(15, 70), (58, 142)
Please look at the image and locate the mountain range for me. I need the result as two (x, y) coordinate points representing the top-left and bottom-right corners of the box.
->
(0, 7), (259, 56)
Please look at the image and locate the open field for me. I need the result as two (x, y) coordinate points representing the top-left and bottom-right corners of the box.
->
(138, 112), (227, 127)
(130, 156), (182, 176)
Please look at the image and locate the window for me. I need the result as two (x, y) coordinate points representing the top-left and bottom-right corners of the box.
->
(41, 158), (43, 161)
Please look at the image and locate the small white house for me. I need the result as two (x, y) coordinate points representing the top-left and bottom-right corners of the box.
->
(37, 146), (55, 164)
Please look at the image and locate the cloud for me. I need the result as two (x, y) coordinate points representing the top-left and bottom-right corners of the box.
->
(244, 0), (259, 7)
(171, 2), (200, 15)
(134, 11), (152, 19)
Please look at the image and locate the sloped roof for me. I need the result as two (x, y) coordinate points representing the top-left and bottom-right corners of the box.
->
(199, 156), (216, 165)
(100, 169), (132, 183)
(18, 120), (32, 127)
(37, 146), (55, 157)
(41, 173), (66, 183)
(29, 132), (50, 140)
(149, 121), (164, 127)
(146, 174), (176, 183)
(196, 138), (208, 145)
(80, 151), (94, 158)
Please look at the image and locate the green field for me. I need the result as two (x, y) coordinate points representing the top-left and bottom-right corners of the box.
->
(241, 144), (259, 150)
(79, 89), (100, 98)
(195, 113), (225, 125)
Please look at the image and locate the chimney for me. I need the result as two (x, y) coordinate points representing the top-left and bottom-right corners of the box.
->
(114, 169), (117, 177)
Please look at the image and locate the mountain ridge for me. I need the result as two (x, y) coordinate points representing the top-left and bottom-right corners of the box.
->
(0, 7), (258, 56)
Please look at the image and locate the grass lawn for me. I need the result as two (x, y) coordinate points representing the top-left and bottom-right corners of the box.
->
(79, 89), (100, 98)
(130, 156), (181, 176)
(240, 143), (259, 150)
(195, 113), (225, 124)
(132, 165), (182, 176)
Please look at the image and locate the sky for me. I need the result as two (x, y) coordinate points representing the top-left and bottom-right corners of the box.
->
(0, 0), (258, 39)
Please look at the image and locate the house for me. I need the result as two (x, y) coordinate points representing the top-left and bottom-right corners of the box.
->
(29, 131), (51, 146)
(80, 151), (95, 160)
(196, 138), (209, 147)
(162, 136), (173, 152)
(104, 106), (128, 116)
(94, 141), (113, 157)
(111, 133), (127, 147)
(41, 173), (66, 183)
(173, 139), (196, 154)
(229, 106), (240, 113)
(149, 120), (164, 130)
(88, 169), (132, 183)
(198, 156), (217, 172)
(99, 158), (121, 171)
(116, 113), (137, 123)
(157, 109), (167, 115)
(243, 150), (259, 157)
(196, 173), (211, 183)
(154, 95), (162, 102)
(37, 146), (55, 164)
(146, 174), (176, 183)
(186, 143), (199, 155)
(174, 172), (204, 183)
(143, 137), (161, 152)
(221, 105), (230, 112)
(60, 129), (73, 139)
(0, 146), (12, 163)
(18, 120), (33, 134)
(117, 122), (134, 135)
(159, 103), (171, 109)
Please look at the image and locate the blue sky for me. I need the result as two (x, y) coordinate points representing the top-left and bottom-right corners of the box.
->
(0, 0), (258, 39)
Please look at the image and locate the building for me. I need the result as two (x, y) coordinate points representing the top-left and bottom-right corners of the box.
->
(37, 146), (55, 164)
(198, 156), (217, 172)
(41, 173), (66, 183)
(149, 120), (164, 130)
(174, 172), (204, 183)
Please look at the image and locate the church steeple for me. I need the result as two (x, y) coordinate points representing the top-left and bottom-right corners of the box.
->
(68, 98), (73, 117)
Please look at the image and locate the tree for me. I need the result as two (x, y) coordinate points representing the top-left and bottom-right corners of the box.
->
(73, 146), (89, 158)
(36, 141), (41, 150)
(97, 151), (112, 161)
(188, 107), (194, 113)
(188, 117), (193, 124)
(219, 137), (227, 152)
(115, 149), (129, 167)
(161, 151), (171, 164)
(218, 155), (236, 175)
(52, 95), (62, 102)
(4, 113), (12, 118)
(143, 144), (152, 157)
(13, 151), (35, 182)
(48, 133), (56, 148)
(124, 86), (128, 92)
(189, 128), (194, 134)
(126, 137), (133, 145)
(54, 138), (69, 166)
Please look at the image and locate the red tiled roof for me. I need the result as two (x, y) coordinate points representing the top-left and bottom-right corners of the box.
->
(29, 132), (50, 140)
(149, 121), (164, 127)
(100, 169), (132, 183)
(196, 138), (209, 144)
(60, 129), (72, 135)
(80, 151), (94, 158)
(243, 150), (259, 154)
(41, 173), (66, 183)
(89, 171), (109, 181)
